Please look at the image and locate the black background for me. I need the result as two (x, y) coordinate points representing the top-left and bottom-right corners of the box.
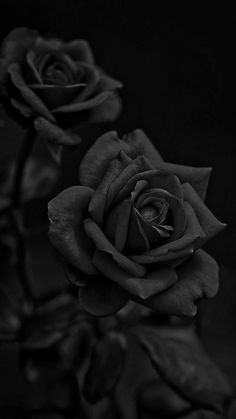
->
(0, 1), (236, 414)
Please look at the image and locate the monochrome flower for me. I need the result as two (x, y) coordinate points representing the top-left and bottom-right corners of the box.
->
(0, 28), (122, 147)
(48, 129), (225, 316)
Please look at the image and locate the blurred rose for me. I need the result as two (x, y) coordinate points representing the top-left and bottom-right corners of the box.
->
(0, 28), (122, 146)
(48, 129), (225, 316)
(135, 324), (233, 419)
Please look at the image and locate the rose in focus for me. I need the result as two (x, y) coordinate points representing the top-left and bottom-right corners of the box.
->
(0, 28), (122, 146)
(48, 130), (225, 316)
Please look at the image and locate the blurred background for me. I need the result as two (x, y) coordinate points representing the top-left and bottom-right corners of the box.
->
(0, 1), (236, 416)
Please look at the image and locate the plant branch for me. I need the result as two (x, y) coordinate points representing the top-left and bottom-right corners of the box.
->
(10, 124), (36, 304)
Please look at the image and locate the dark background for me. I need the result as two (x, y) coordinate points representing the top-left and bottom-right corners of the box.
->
(0, 1), (236, 414)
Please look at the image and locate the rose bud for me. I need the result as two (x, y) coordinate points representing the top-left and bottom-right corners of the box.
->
(48, 129), (225, 316)
(0, 28), (122, 148)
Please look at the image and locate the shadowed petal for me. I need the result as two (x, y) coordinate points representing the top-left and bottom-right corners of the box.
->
(137, 378), (191, 418)
(10, 98), (33, 117)
(114, 170), (182, 204)
(131, 246), (194, 265)
(88, 91), (122, 123)
(0, 27), (37, 82)
(105, 156), (153, 210)
(183, 183), (226, 241)
(34, 117), (81, 145)
(132, 187), (187, 248)
(136, 326), (233, 412)
(8, 63), (56, 122)
(63, 39), (95, 64)
(31, 83), (86, 109)
(132, 201), (206, 264)
(84, 218), (146, 277)
(79, 130), (156, 189)
(26, 50), (42, 83)
(104, 198), (132, 252)
(121, 129), (164, 164)
(79, 129), (212, 202)
(64, 62), (100, 104)
(79, 131), (122, 188)
(93, 250), (177, 299)
(141, 249), (219, 316)
(124, 207), (150, 254)
(122, 130), (211, 200)
(48, 186), (97, 275)
(46, 142), (63, 164)
(52, 90), (112, 113)
(88, 151), (131, 225)
(33, 36), (63, 53)
(159, 162), (212, 201)
(97, 73), (123, 91)
(79, 276), (128, 316)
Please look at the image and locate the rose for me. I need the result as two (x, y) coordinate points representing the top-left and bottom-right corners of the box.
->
(48, 129), (225, 316)
(0, 27), (122, 147)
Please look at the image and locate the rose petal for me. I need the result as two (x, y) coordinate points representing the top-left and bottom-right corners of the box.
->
(124, 206), (150, 254)
(46, 142), (63, 165)
(71, 62), (100, 103)
(79, 129), (211, 202)
(26, 50), (43, 83)
(63, 39), (95, 64)
(8, 63), (56, 122)
(104, 198), (132, 252)
(105, 156), (153, 210)
(33, 36), (64, 54)
(136, 213), (163, 249)
(84, 218), (146, 277)
(98, 73), (123, 91)
(52, 90), (112, 113)
(131, 187), (187, 247)
(122, 130), (211, 200)
(93, 250), (177, 299)
(121, 129), (164, 164)
(79, 131), (123, 188)
(88, 91), (122, 123)
(131, 245), (194, 265)
(183, 183), (226, 241)
(48, 186), (97, 275)
(137, 378), (191, 417)
(79, 276), (128, 316)
(88, 151), (131, 225)
(80, 128), (211, 201)
(141, 249), (219, 316)
(133, 201), (206, 263)
(10, 97), (33, 117)
(114, 170), (182, 205)
(34, 117), (81, 146)
(136, 173), (184, 202)
(136, 325), (233, 412)
(160, 162), (212, 201)
(31, 83), (87, 109)
(0, 27), (37, 82)
(79, 130), (156, 189)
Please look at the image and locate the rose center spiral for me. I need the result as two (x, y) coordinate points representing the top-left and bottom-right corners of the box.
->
(139, 205), (159, 222)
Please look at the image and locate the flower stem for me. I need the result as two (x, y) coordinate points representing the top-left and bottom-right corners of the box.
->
(12, 124), (35, 206)
(11, 125), (36, 304)
(109, 391), (123, 419)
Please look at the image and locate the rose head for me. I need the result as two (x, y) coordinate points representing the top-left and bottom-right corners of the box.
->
(48, 130), (225, 316)
(0, 28), (122, 146)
